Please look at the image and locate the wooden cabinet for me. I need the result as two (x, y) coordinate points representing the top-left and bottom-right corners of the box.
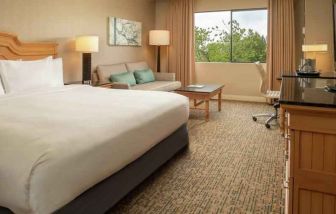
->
(282, 105), (336, 214)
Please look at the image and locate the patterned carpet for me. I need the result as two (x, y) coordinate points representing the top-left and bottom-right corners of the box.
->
(109, 101), (285, 214)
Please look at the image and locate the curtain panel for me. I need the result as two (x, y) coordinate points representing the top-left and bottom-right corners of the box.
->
(167, 0), (195, 87)
(267, 0), (296, 90)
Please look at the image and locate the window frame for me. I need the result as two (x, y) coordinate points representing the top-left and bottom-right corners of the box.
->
(194, 8), (268, 63)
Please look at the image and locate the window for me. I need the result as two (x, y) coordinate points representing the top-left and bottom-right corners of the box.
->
(195, 9), (268, 63)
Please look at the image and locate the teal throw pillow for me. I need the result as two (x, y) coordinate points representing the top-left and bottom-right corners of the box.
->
(110, 72), (136, 86)
(134, 69), (155, 84)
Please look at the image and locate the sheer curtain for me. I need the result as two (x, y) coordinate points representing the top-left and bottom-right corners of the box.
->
(267, 0), (295, 90)
(166, 0), (195, 87)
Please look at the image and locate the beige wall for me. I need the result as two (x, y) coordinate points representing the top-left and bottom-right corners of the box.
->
(195, 0), (267, 12)
(195, 63), (266, 102)
(305, 0), (335, 72)
(294, 0), (305, 68)
(0, 0), (156, 82)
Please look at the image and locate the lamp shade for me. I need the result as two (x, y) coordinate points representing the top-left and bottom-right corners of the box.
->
(149, 30), (170, 46)
(76, 36), (99, 53)
(302, 44), (328, 52)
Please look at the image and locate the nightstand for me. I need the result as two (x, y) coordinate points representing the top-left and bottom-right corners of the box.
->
(64, 81), (84, 85)
(65, 81), (112, 88)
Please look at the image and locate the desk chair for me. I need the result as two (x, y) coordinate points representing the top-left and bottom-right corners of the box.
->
(252, 62), (281, 128)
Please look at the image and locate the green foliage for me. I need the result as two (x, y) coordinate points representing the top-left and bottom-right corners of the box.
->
(207, 42), (231, 62)
(195, 20), (267, 63)
(195, 27), (211, 62)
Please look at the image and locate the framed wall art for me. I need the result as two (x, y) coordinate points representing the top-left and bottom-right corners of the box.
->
(109, 17), (142, 46)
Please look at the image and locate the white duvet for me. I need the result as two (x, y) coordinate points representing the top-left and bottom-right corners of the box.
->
(0, 85), (189, 214)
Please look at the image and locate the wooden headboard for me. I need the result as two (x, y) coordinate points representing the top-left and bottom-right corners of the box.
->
(0, 32), (58, 60)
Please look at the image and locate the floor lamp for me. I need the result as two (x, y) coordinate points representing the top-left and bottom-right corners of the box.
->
(76, 36), (99, 84)
(149, 30), (170, 73)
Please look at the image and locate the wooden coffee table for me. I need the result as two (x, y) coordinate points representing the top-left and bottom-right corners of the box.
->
(176, 84), (224, 121)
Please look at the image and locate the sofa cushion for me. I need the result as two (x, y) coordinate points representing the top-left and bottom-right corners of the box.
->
(97, 63), (127, 82)
(134, 69), (155, 84)
(126, 61), (149, 73)
(110, 72), (136, 86)
(131, 81), (181, 91)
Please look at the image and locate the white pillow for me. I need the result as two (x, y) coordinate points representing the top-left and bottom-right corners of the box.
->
(50, 58), (64, 87)
(0, 77), (5, 95)
(0, 57), (53, 93)
(0, 59), (23, 95)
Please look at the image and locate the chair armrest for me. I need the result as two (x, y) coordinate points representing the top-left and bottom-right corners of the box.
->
(110, 82), (131, 89)
(153, 72), (176, 81)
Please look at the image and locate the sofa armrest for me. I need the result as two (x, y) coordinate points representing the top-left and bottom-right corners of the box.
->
(153, 72), (176, 81)
(110, 82), (131, 89)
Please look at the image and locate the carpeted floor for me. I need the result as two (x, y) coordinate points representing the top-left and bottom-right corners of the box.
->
(109, 101), (285, 214)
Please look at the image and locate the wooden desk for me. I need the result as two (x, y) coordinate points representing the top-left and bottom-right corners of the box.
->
(281, 105), (336, 214)
(280, 77), (336, 214)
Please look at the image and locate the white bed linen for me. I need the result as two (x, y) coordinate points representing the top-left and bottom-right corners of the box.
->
(0, 57), (53, 93)
(50, 58), (64, 87)
(0, 57), (64, 93)
(0, 85), (189, 214)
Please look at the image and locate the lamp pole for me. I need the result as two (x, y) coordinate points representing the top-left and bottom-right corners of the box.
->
(157, 46), (161, 73)
(75, 36), (99, 85)
(149, 30), (170, 73)
(82, 53), (92, 84)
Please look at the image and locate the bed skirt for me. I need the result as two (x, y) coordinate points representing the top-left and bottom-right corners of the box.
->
(0, 124), (189, 214)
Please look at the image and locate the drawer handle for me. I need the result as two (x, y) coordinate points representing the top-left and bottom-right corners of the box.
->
(284, 151), (289, 161)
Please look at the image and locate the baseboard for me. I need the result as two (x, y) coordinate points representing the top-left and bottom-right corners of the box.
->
(221, 95), (266, 103)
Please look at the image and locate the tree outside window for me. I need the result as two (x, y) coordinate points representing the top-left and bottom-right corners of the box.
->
(195, 9), (268, 63)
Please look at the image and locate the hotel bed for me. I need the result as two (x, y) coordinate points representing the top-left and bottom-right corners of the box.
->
(0, 33), (189, 214)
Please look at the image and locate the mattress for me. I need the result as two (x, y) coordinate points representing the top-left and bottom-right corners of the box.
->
(0, 85), (189, 214)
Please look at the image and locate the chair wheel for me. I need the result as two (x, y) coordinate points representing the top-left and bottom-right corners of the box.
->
(265, 124), (271, 129)
(252, 117), (257, 121)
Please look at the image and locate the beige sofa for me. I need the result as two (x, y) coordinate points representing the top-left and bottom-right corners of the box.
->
(96, 61), (181, 91)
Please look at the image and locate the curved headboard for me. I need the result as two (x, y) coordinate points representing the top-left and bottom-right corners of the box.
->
(0, 32), (58, 60)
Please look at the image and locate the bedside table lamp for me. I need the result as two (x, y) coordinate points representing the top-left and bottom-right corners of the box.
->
(76, 36), (99, 84)
(149, 30), (170, 73)
(301, 44), (328, 72)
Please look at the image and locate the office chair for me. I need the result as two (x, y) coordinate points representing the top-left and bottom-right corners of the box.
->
(252, 62), (281, 129)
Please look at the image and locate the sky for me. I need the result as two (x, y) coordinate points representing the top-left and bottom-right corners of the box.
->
(195, 10), (268, 38)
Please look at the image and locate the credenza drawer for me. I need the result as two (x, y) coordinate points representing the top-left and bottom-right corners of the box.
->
(293, 186), (336, 214)
(284, 177), (293, 214)
(285, 130), (294, 179)
(281, 105), (336, 214)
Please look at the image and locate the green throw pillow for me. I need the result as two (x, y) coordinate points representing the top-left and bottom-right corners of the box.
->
(134, 69), (155, 84)
(110, 72), (136, 86)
